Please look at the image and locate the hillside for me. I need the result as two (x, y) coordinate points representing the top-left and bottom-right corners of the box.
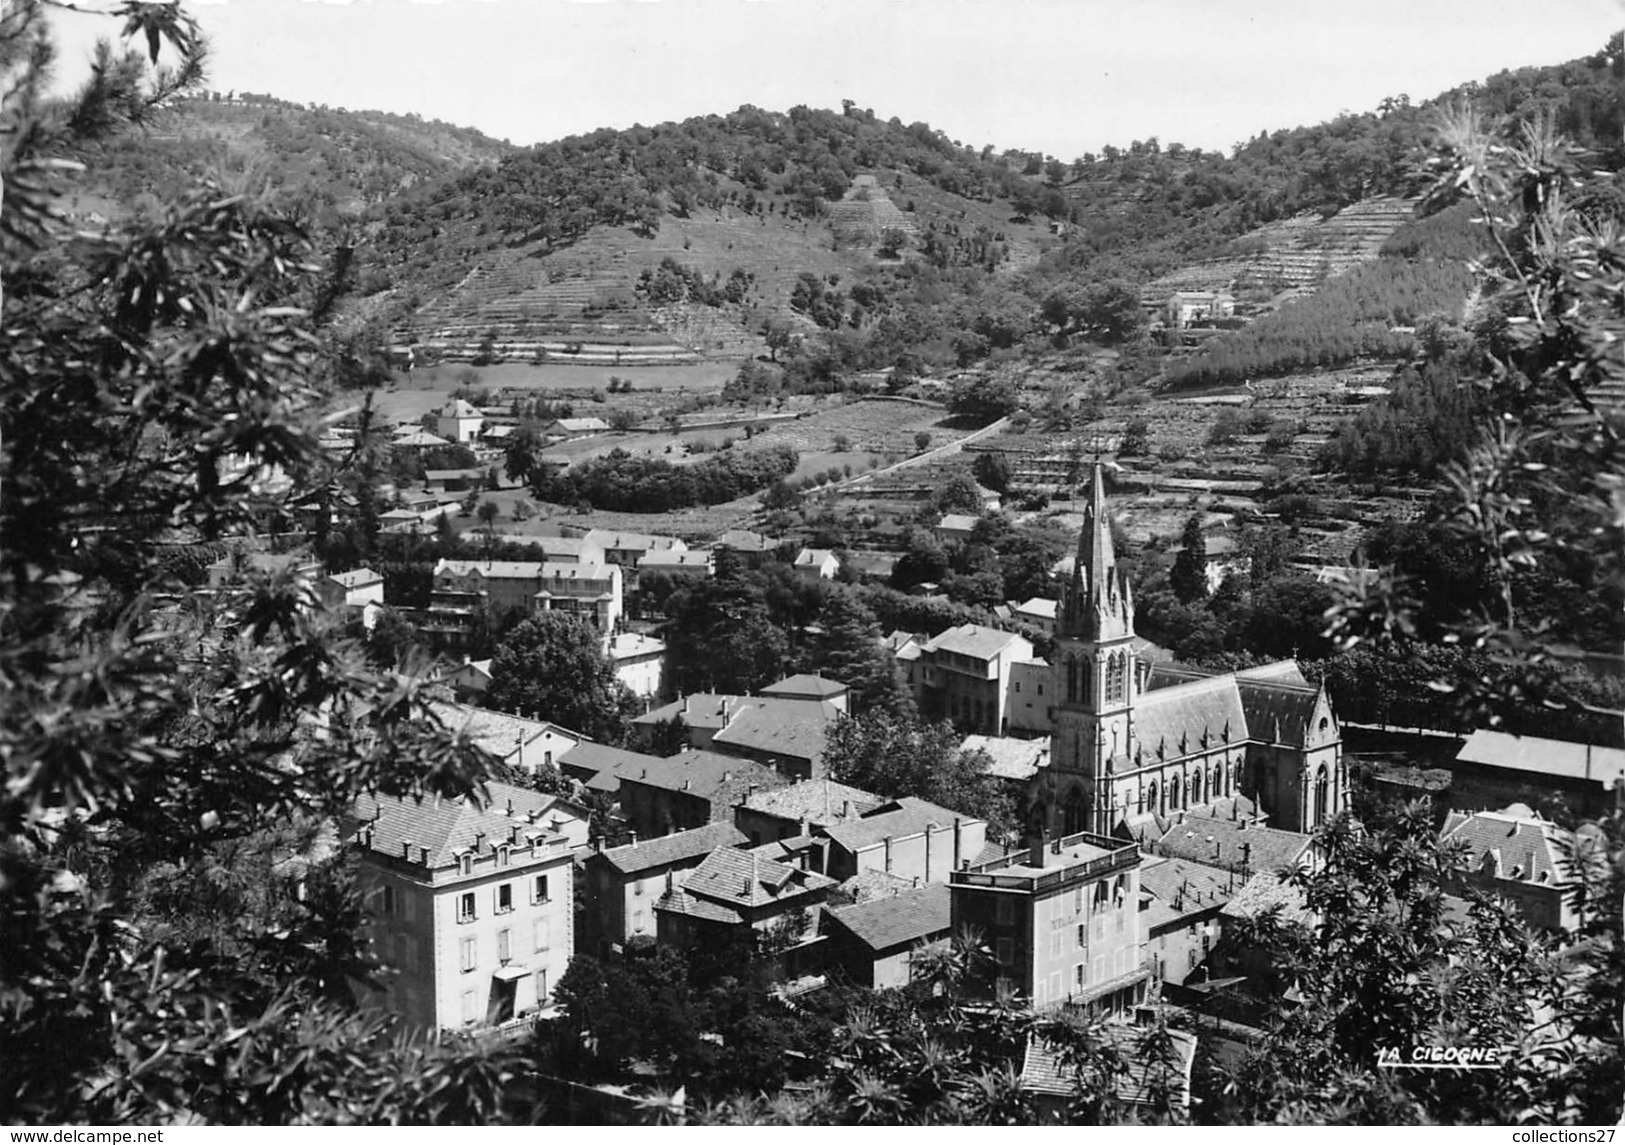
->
(69, 91), (511, 226)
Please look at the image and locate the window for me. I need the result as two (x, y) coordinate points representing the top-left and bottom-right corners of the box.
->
(995, 897), (1014, 925)
(497, 928), (511, 963)
(1077, 924), (1087, 949)
(461, 990), (476, 1025)
(1037, 683), (1044, 696)
(996, 938), (1014, 965)
(544, 750), (554, 766)
(532, 874), (550, 904)
(457, 892), (476, 923)
(381, 885), (399, 918)
(634, 878), (644, 898)
(534, 918), (550, 953)
(1050, 930), (1064, 958)
(1075, 962), (1086, 987)
(458, 854), (473, 877)
(1014, 681), (1021, 694)
(496, 883), (513, 914)
(535, 969), (548, 1003)
(460, 936), (477, 973)
(633, 910), (645, 934)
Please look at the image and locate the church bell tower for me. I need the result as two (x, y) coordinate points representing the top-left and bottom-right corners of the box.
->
(1047, 464), (1138, 836)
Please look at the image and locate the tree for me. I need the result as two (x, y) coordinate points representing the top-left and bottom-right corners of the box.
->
(663, 574), (788, 694)
(814, 589), (916, 719)
(823, 712), (1014, 839)
(1169, 514), (1209, 603)
(484, 614), (637, 743)
(503, 425), (541, 484)
(914, 431), (933, 453)
(972, 451), (1011, 494)
(936, 474), (981, 515)
(1118, 417), (1151, 457)
(762, 316), (794, 362)
(647, 714), (692, 757)
(1, 2), (521, 1123)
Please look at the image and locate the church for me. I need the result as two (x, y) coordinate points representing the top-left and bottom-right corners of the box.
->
(1030, 466), (1346, 840)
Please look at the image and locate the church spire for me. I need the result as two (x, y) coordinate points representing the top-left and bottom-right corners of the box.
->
(1061, 463), (1133, 642)
(1078, 462), (1116, 593)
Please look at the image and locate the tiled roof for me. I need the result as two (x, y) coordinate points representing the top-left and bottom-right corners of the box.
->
(392, 429), (451, 448)
(1137, 855), (1236, 932)
(1235, 660), (1309, 687)
(1237, 680), (1324, 747)
(937, 513), (979, 532)
(325, 567), (382, 588)
(654, 888), (744, 925)
(583, 529), (685, 553)
(739, 778), (882, 825)
(763, 673), (849, 699)
(351, 783), (580, 869)
(437, 399), (482, 419)
(961, 734), (1049, 781)
(558, 742), (665, 791)
(1015, 597), (1059, 621)
(621, 749), (787, 814)
(637, 551), (712, 568)
(550, 417), (610, 432)
(1221, 871), (1314, 927)
(1154, 814), (1309, 875)
(634, 693), (747, 732)
(1440, 805), (1572, 884)
(711, 704), (832, 765)
(595, 821), (748, 876)
(609, 632), (666, 660)
(714, 529), (773, 552)
(680, 845), (837, 909)
(433, 559), (543, 581)
(1132, 675), (1248, 760)
(794, 548), (839, 567)
(925, 623), (1032, 662)
(821, 796), (970, 854)
(837, 869), (919, 903)
(1456, 730), (1625, 787)
(825, 883), (951, 953)
(429, 702), (585, 761)
(1022, 1024), (1198, 1108)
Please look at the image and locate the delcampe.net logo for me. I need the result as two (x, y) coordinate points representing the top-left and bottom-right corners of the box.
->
(1377, 1045), (1508, 1070)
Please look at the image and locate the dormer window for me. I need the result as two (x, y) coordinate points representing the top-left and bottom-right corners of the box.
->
(458, 853), (473, 877)
(498, 845), (511, 868)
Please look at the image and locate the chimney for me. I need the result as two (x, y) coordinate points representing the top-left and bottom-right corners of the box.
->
(884, 835), (893, 873)
(843, 799), (854, 819)
(401, 839), (413, 860)
(1028, 831), (1045, 868)
(1241, 841), (1252, 870)
(474, 832), (486, 852)
(418, 846), (429, 865)
(924, 822), (934, 878)
(1052, 834), (1062, 854)
(360, 828), (373, 850)
(629, 829), (638, 846)
(953, 817), (963, 869)
(505, 798), (514, 816)
(722, 771), (732, 783)
(682, 778), (691, 791)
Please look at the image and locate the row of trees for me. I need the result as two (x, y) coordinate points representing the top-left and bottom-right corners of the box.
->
(528, 443), (799, 512)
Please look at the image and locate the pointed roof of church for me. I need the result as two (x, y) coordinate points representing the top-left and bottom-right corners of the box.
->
(1061, 463), (1132, 641)
(1078, 463), (1116, 589)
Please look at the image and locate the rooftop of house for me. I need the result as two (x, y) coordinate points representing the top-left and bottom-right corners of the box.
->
(634, 694), (840, 734)
(1153, 810), (1309, 875)
(924, 622), (1033, 663)
(583, 529), (685, 553)
(1137, 855), (1237, 932)
(983, 833), (1124, 878)
(1455, 730), (1625, 787)
(1022, 1024), (1198, 1109)
(1440, 803), (1575, 885)
(437, 399), (482, 419)
(675, 844), (838, 911)
(1014, 597), (1059, 621)
(1221, 870), (1314, 927)
(738, 778), (883, 825)
(621, 749), (788, 809)
(548, 417), (610, 432)
(794, 547), (839, 567)
(762, 673), (849, 700)
(609, 632), (667, 659)
(637, 551), (713, 569)
(558, 741), (667, 793)
(824, 882), (951, 953)
(936, 513), (979, 533)
(821, 796), (979, 854)
(713, 529), (773, 552)
(429, 702), (587, 761)
(960, 734), (1050, 782)
(392, 429), (451, 448)
(351, 782), (583, 870)
(711, 705), (833, 765)
(423, 468), (485, 481)
(433, 559), (547, 581)
(838, 868), (922, 904)
(324, 567), (383, 589)
(593, 821), (748, 876)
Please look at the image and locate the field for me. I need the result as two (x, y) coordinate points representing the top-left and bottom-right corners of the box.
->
(366, 359), (739, 424)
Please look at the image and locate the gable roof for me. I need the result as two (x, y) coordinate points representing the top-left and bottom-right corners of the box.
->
(558, 741), (666, 792)
(1137, 855), (1236, 932)
(936, 513), (979, 533)
(325, 567), (383, 589)
(794, 547), (839, 568)
(583, 529), (685, 553)
(654, 888), (745, 925)
(429, 702), (587, 762)
(437, 399), (482, 420)
(820, 796), (972, 854)
(433, 559), (544, 581)
(714, 529), (773, 553)
(1221, 870), (1314, 927)
(594, 821), (748, 876)
(678, 845), (837, 910)
(1014, 597), (1059, 621)
(825, 882), (951, 953)
(1132, 674), (1248, 760)
(352, 782), (582, 870)
(548, 417), (610, 433)
(1237, 679), (1326, 747)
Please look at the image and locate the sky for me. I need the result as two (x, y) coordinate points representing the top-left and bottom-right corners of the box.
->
(46, 0), (1625, 158)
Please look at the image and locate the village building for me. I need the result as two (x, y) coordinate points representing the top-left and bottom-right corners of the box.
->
(912, 623), (1042, 736)
(1451, 730), (1625, 819)
(1022, 1021), (1199, 1118)
(434, 399), (484, 444)
(630, 693), (842, 754)
(609, 631), (668, 706)
(1164, 290), (1236, 329)
(710, 529), (776, 565)
(732, 778), (884, 846)
(636, 550), (715, 580)
(427, 557), (622, 635)
(710, 700), (835, 781)
(653, 844), (838, 964)
(618, 749), (788, 837)
(557, 741), (667, 797)
(820, 882), (952, 990)
(439, 657), (494, 702)
(582, 821), (749, 952)
(430, 702), (588, 773)
(1439, 802), (1599, 932)
(1137, 855), (1235, 984)
(348, 783), (587, 1034)
(820, 797), (987, 885)
(950, 829), (1149, 1013)
(793, 547), (842, 581)
(579, 529), (687, 569)
(933, 513), (980, 545)
(1033, 466), (1346, 838)
(318, 566), (385, 629)
(542, 416), (611, 439)
(1013, 596), (1059, 635)
(761, 673), (851, 713)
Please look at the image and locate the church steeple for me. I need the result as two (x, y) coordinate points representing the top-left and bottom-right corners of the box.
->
(1061, 464), (1134, 643)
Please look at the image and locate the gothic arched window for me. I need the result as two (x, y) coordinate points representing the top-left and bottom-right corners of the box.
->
(1064, 788), (1089, 835)
(1314, 764), (1329, 827)
(1105, 652), (1125, 703)
(1066, 655), (1079, 703)
(1169, 771), (1182, 810)
(1193, 767), (1205, 805)
(1146, 779), (1159, 816)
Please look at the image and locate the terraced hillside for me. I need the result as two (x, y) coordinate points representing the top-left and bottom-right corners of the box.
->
(1142, 196), (1417, 312)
